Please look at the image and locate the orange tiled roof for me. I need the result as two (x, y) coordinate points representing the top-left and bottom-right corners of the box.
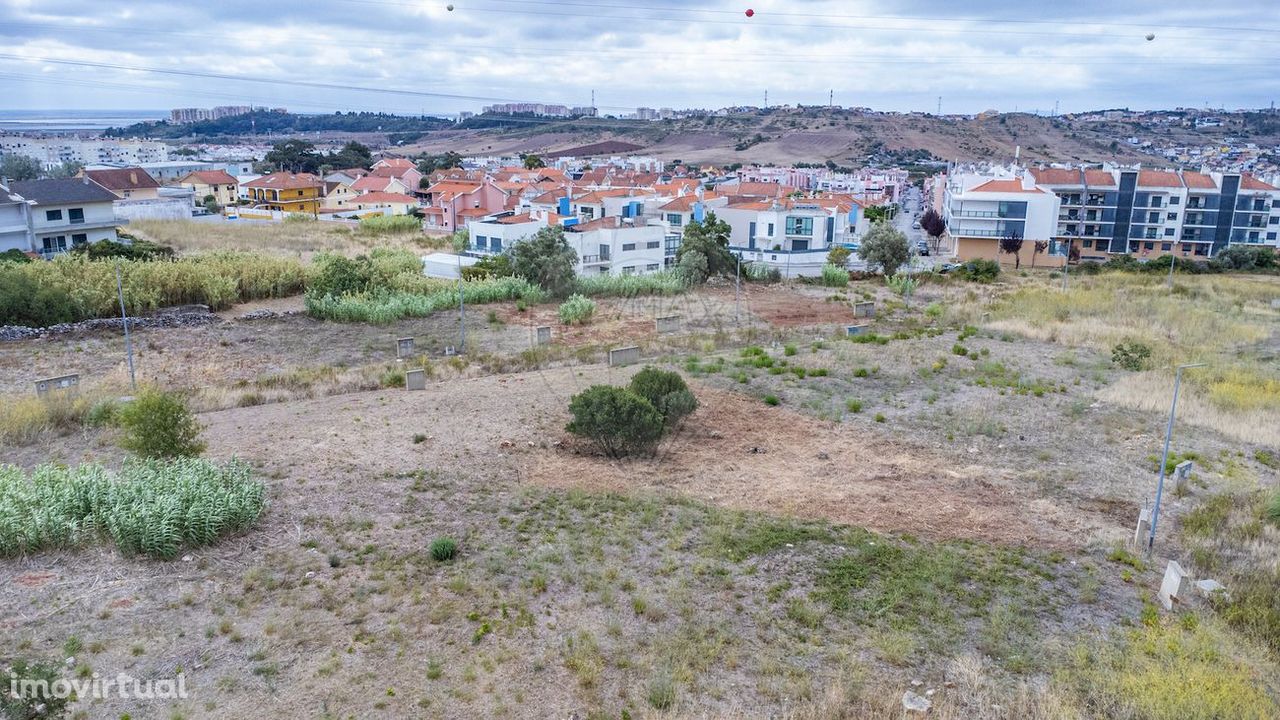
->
(1137, 170), (1182, 188)
(497, 212), (563, 225)
(1180, 171), (1217, 189)
(969, 179), (1042, 194)
(181, 170), (237, 185)
(1030, 168), (1081, 185)
(1241, 174), (1277, 191)
(1083, 170), (1117, 187)
(244, 172), (322, 190)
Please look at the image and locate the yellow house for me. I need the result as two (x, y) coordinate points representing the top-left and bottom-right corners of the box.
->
(243, 172), (323, 214)
(178, 170), (239, 208)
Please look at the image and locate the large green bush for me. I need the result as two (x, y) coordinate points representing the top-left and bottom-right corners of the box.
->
(118, 388), (206, 458)
(510, 225), (579, 297)
(566, 385), (665, 458)
(305, 276), (543, 323)
(956, 258), (1001, 283)
(820, 263), (849, 287)
(0, 458), (265, 559)
(628, 367), (698, 428)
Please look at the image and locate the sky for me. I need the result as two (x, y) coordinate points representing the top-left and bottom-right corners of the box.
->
(1, 0), (1279, 116)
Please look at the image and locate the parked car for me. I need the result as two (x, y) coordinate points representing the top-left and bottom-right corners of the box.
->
(916, 241), (930, 256)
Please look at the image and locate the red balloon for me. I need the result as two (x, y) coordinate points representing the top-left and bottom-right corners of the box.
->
(745, 8), (754, 17)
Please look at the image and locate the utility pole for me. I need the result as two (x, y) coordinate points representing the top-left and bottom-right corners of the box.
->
(1147, 363), (1207, 555)
(115, 263), (136, 391)
(1167, 250), (1177, 289)
(457, 252), (466, 353)
(937, 96), (942, 115)
(734, 253), (741, 324)
(828, 90), (833, 110)
(764, 90), (768, 109)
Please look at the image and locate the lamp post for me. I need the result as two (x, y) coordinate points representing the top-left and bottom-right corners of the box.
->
(115, 263), (136, 391)
(1166, 250), (1177, 289)
(1147, 362), (1207, 555)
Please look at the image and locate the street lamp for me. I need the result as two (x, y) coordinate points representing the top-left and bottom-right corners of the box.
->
(1146, 362), (1207, 555)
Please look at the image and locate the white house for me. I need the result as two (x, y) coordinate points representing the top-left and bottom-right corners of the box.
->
(466, 212), (668, 276)
(4, 178), (124, 257)
(717, 198), (863, 278)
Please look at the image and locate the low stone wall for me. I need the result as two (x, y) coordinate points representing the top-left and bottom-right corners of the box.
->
(0, 312), (222, 342)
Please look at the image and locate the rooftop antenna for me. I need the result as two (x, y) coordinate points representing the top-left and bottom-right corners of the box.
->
(764, 90), (768, 109)
(937, 96), (942, 115)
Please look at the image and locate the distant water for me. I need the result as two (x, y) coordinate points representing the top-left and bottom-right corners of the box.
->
(0, 109), (166, 133)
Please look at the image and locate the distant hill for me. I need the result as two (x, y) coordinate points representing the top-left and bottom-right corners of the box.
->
(104, 110), (454, 139)
(105, 106), (1280, 169)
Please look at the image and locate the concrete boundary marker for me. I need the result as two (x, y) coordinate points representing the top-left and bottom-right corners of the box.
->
(608, 346), (641, 367)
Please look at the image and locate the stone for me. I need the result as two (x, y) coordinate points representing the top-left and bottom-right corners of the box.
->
(535, 326), (552, 345)
(902, 691), (931, 713)
(405, 369), (427, 391)
(608, 345), (641, 367)
(1173, 460), (1193, 494)
(396, 337), (415, 358)
(655, 315), (681, 333)
(1158, 560), (1191, 610)
(1133, 507), (1152, 551)
(1193, 578), (1228, 600)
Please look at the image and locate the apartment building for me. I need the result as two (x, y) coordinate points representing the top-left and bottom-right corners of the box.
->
(1028, 166), (1280, 261)
(3, 178), (123, 257)
(0, 135), (169, 169)
(943, 173), (1062, 267)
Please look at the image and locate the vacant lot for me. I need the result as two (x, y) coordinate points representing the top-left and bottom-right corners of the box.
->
(1, 269), (1278, 719)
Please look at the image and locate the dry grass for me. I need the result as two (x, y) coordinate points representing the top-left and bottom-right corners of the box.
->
(0, 392), (99, 447)
(947, 272), (1280, 444)
(130, 219), (449, 259)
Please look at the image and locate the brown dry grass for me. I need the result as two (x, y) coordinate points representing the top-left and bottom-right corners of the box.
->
(130, 218), (449, 259)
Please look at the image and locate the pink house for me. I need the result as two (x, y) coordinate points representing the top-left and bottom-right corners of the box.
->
(420, 178), (512, 232)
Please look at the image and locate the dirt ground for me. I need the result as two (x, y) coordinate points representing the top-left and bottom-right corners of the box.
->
(3, 276), (1272, 719)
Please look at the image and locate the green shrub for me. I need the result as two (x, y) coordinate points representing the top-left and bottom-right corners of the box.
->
(117, 388), (205, 458)
(952, 343), (969, 356)
(628, 367), (698, 428)
(1254, 449), (1278, 470)
(1111, 341), (1152, 371)
(826, 245), (852, 267)
(558, 294), (596, 325)
(1266, 491), (1280, 527)
(70, 238), (174, 261)
(566, 386), (664, 458)
(380, 368), (406, 388)
(0, 658), (74, 719)
(956, 259), (1000, 283)
(305, 276), (543, 324)
(646, 672), (676, 710)
(84, 398), (120, 428)
(0, 248), (32, 263)
(430, 537), (458, 562)
(357, 214), (421, 235)
(574, 271), (685, 298)
(874, 413), (886, 423)
(0, 459), (264, 559)
(820, 263), (849, 287)
(763, 395), (780, 406)
(846, 399), (863, 413)
(784, 344), (798, 356)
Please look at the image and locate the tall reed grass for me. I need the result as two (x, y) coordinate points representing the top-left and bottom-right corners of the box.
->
(0, 458), (264, 559)
(305, 276), (545, 324)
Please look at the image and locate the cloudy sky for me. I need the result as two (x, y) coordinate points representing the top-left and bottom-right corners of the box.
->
(1, 0), (1278, 116)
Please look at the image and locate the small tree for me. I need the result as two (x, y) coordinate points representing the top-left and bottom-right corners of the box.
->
(826, 245), (852, 267)
(629, 367), (698, 429)
(522, 154), (546, 170)
(857, 222), (910, 277)
(202, 194), (220, 214)
(118, 388), (205, 458)
(510, 225), (578, 297)
(675, 212), (734, 282)
(0, 154), (41, 181)
(566, 386), (665, 458)
(1031, 240), (1048, 267)
(999, 231), (1025, 269)
(919, 207), (946, 254)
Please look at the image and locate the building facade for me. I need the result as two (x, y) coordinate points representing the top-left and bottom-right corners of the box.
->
(3, 178), (123, 257)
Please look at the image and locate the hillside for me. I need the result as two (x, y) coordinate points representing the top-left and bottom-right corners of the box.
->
(405, 108), (1179, 166)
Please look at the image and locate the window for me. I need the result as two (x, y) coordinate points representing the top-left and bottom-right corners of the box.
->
(41, 236), (67, 255)
(1169, 197), (1180, 205)
(785, 216), (813, 235)
(646, 241), (660, 249)
(766, 223), (774, 237)
(71, 233), (88, 246)
(1268, 233), (1277, 241)
(474, 235), (487, 250)
(1167, 213), (1177, 221)
(68, 208), (84, 224)
(1144, 242), (1155, 250)
(1148, 212), (1159, 224)
(665, 213), (682, 226)
(491, 238), (503, 252)
(1164, 228), (1175, 237)
(1082, 239), (1093, 248)
(622, 265), (636, 275)
(45, 209), (62, 222)
(297, 190), (304, 197)
(621, 243), (636, 252)
(645, 263), (659, 271)
(1161, 242), (1172, 251)
(1271, 217), (1279, 225)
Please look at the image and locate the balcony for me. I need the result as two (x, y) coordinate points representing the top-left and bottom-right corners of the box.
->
(951, 210), (1000, 218)
(580, 254), (610, 265)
